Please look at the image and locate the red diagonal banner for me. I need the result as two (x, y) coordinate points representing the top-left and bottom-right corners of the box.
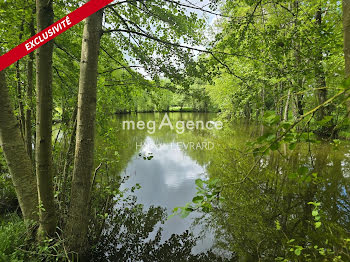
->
(0, 0), (114, 71)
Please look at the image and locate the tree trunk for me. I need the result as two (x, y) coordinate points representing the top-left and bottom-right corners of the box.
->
(25, 16), (35, 160)
(0, 69), (39, 223)
(60, 107), (77, 212)
(36, 0), (56, 237)
(16, 61), (26, 139)
(261, 86), (265, 119)
(283, 89), (291, 121)
(343, 0), (350, 118)
(315, 8), (328, 120)
(16, 21), (26, 139)
(296, 94), (304, 116)
(65, 9), (103, 258)
(293, 1), (304, 118)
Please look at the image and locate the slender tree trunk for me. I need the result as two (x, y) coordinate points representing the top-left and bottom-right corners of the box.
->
(283, 89), (291, 121)
(293, 1), (304, 118)
(343, 0), (350, 118)
(16, 61), (26, 138)
(277, 82), (284, 118)
(60, 107), (77, 211)
(65, 9), (103, 258)
(36, 0), (56, 237)
(0, 69), (39, 223)
(16, 21), (26, 139)
(296, 94), (303, 116)
(261, 86), (265, 119)
(315, 8), (328, 120)
(283, 89), (291, 155)
(26, 53), (34, 159)
(25, 16), (35, 160)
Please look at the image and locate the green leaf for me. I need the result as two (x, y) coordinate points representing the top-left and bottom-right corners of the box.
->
(192, 195), (204, 203)
(275, 220), (281, 230)
(294, 247), (302, 256)
(281, 121), (292, 129)
(195, 179), (205, 189)
(263, 111), (280, 125)
(308, 202), (321, 207)
(257, 133), (275, 143)
(180, 210), (191, 218)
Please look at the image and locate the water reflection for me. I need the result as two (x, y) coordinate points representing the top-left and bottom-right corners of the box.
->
(95, 113), (350, 261)
(205, 126), (350, 260)
(92, 195), (229, 262)
(93, 113), (223, 261)
(120, 135), (214, 251)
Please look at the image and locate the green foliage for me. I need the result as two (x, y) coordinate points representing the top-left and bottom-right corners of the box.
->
(276, 202), (349, 261)
(0, 152), (18, 214)
(203, 0), (345, 130)
(0, 173), (18, 215)
(0, 214), (69, 261)
(170, 178), (222, 218)
(1, 0), (350, 261)
(0, 214), (26, 261)
(174, 121), (350, 260)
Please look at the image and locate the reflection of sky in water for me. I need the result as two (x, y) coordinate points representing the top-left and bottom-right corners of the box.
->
(112, 114), (350, 257)
(120, 136), (212, 252)
(342, 153), (350, 178)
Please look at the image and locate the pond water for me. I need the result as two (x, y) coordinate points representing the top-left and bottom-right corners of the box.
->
(94, 112), (350, 261)
(119, 133), (214, 253)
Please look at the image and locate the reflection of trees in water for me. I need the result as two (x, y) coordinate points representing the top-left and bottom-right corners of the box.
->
(204, 139), (350, 260)
(95, 115), (350, 260)
(91, 195), (230, 262)
(93, 113), (232, 261)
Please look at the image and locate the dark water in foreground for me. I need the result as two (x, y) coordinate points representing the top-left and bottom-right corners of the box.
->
(94, 113), (350, 261)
